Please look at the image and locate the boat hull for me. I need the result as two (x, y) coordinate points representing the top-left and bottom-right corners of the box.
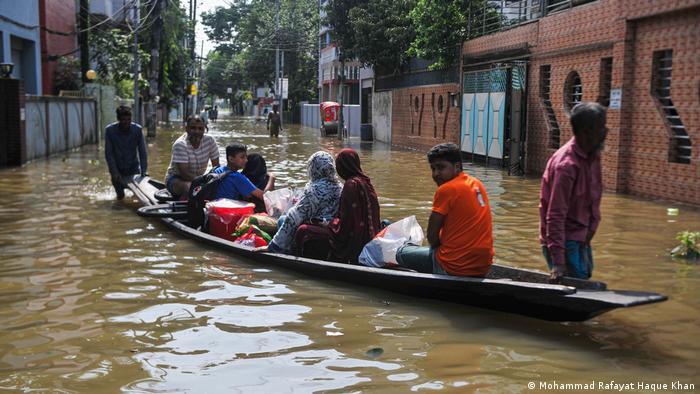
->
(127, 176), (667, 322)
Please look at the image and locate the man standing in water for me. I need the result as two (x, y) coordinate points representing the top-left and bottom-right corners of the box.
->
(540, 102), (607, 282)
(267, 104), (282, 137)
(104, 106), (148, 200)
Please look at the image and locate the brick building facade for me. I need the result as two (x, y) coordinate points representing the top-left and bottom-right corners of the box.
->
(391, 84), (462, 151)
(387, 0), (699, 204)
(39, 0), (78, 95)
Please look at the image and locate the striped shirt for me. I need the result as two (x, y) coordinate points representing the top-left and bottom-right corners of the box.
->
(165, 134), (220, 180)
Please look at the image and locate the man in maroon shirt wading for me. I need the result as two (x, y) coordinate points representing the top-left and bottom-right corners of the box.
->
(540, 102), (608, 283)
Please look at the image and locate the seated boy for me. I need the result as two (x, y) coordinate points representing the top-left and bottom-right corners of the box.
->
(213, 143), (275, 201)
(395, 143), (494, 276)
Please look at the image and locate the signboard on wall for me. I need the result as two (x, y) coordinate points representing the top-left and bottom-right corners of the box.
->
(281, 78), (288, 99)
(609, 89), (622, 109)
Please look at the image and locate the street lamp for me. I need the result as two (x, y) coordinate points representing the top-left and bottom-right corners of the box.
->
(85, 69), (97, 81)
(0, 63), (15, 78)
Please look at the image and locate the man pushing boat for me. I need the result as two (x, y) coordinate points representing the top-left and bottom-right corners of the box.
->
(540, 102), (607, 283)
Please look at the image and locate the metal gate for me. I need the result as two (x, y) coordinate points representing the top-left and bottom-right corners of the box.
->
(461, 63), (527, 174)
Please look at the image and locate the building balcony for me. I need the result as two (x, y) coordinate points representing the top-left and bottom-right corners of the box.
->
(465, 0), (597, 41)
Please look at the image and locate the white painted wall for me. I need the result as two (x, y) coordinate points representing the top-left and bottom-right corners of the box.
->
(372, 91), (392, 144)
(301, 104), (361, 137)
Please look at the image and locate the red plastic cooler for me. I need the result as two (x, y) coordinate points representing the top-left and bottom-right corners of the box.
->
(206, 199), (255, 242)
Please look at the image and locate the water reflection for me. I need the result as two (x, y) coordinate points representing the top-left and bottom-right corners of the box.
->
(0, 114), (698, 392)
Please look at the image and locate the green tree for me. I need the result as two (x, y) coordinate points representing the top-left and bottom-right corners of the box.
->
(88, 0), (191, 105)
(89, 28), (148, 83)
(155, 0), (193, 103)
(409, 0), (501, 69)
(201, 2), (248, 49)
(200, 0), (319, 104)
(348, 0), (416, 75)
(52, 57), (81, 93)
(323, 0), (368, 61)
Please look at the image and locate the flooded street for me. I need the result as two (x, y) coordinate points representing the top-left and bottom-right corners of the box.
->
(1, 113), (698, 392)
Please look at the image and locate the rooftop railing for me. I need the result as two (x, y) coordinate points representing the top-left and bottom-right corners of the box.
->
(468, 0), (597, 40)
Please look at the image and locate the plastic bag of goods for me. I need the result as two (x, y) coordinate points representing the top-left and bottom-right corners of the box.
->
(236, 213), (278, 235)
(206, 199), (255, 242)
(232, 224), (272, 244)
(263, 187), (303, 218)
(233, 226), (269, 248)
(358, 215), (424, 268)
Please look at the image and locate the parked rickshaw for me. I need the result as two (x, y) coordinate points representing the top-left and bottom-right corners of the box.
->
(320, 101), (340, 136)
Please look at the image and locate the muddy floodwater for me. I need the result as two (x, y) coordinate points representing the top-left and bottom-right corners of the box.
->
(1, 114), (698, 392)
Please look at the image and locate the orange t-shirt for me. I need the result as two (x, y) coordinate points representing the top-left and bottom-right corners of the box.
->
(432, 172), (494, 276)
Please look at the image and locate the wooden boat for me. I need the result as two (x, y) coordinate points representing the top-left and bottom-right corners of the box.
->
(127, 176), (667, 322)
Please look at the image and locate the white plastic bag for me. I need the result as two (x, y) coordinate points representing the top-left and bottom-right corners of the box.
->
(358, 215), (424, 267)
(263, 187), (302, 218)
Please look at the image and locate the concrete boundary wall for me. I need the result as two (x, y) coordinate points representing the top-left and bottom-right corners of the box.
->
(24, 96), (98, 161)
(301, 104), (361, 137)
(372, 91), (392, 143)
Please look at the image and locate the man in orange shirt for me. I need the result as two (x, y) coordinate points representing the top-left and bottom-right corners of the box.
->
(396, 143), (494, 276)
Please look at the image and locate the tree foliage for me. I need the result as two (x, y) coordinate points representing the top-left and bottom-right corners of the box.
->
(52, 57), (81, 94)
(408, 0), (501, 69)
(88, 0), (191, 103)
(323, 0), (368, 61)
(347, 0), (416, 74)
(323, 0), (503, 72)
(156, 0), (193, 103)
(200, 0), (319, 104)
(89, 28), (148, 83)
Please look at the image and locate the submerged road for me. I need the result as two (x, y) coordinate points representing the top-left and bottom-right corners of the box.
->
(0, 112), (698, 391)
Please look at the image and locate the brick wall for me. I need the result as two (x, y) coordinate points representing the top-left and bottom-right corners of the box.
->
(462, 23), (537, 56)
(391, 84), (461, 151)
(625, 9), (700, 204)
(459, 0), (700, 204)
(40, 0), (77, 95)
(622, 0), (700, 20)
(527, 47), (615, 174)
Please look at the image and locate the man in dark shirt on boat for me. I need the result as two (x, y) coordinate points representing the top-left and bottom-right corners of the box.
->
(395, 143), (494, 276)
(541, 102), (607, 283)
(104, 106), (148, 199)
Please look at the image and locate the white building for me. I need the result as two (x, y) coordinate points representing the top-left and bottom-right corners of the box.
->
(317, 0), (372, 109)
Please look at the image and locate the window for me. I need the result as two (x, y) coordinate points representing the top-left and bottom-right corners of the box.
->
(540, 65), (561, 149)
(598, 57), (613, 107)
(450, 92), (459, 107)
(652, 49), (691, 164)
(546, 0), (596, 14)
(564, 71), (582, 112)
(437, 95), (444, 113)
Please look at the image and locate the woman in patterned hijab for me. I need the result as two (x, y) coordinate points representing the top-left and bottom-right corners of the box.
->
(293, 149), (380, 262)
(267, 151), (342, 254)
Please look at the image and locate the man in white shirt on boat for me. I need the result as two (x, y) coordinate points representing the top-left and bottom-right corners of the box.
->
(164, 116), (220, 198)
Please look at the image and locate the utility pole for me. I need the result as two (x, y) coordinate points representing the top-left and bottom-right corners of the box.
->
(338, 55), (345, 140)
(147, 0), (165, 137)
(278, 50), (280, 127)
(193, 40), (203, 115)
(274, 0), (280, 121)
(132, 0), (140, 124)
(78, 0), (90, 83)
(190, 0), (198, 116)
